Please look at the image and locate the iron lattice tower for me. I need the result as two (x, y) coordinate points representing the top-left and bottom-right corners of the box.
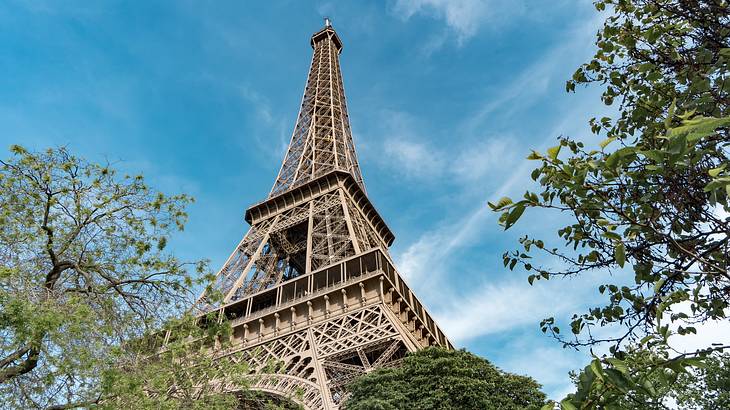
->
(196, 22), (452, 409)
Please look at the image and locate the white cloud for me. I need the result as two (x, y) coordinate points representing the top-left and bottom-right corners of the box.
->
(452, 138), (516, 181)
(383, 138), (444, 178)
(391, 0), (490, 44)
(390, 0), (587, 49)
(668, 318), (730, 354)
(498, 343), (585, 399)
(398, 205), (489, 286)
(377, 111), (520, 185)
(374, 111), (445, 179)
(238, 85), (290, 159)
(434, 275), (590, 343)
(463, 14), (604, 135)
(381, 131), (517, 184)
(368, 110), (443, 179)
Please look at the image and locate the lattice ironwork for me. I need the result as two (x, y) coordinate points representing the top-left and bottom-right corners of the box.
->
(322, 338), (408, 405)
(222, 305), (411, 409)
(194, 20), (451, 409)
(269, 24), (364, 197)
(312, 305), (400, 357)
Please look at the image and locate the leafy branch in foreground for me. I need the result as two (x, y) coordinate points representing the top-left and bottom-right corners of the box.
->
(490, 0), (728, 408)
(0, 146), (232, 408)
(100, 314), (250, 410)
(567, 350), (730, 409)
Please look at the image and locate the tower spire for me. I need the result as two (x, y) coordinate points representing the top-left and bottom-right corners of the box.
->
(269, 21), (362, 198)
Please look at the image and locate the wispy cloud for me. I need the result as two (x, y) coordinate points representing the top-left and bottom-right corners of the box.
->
(434, 275), (590, 342)
(374, 108), (519, 184)
(390, 0), (594, 51)
(235, 85), (291, 160)
(399, 205), (489, 286)
(382, 135), (515, 183)
(452, 138), (515, 181)
(391, 0), (488, 44)
(463, 14), (603, 135)
(383, 138), (445, 178)
(498, 340), (586, 399)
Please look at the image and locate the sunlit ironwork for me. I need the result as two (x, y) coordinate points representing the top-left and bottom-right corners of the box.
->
(197, 22), (452, 409)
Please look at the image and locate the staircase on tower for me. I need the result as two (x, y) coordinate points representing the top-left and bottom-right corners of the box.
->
(195, 21), (452, 410)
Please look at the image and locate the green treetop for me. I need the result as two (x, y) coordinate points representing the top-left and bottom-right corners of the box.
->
(344, 347), (546, 410)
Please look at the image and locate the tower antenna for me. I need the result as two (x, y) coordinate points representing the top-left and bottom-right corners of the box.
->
(324, 16), (332, 27)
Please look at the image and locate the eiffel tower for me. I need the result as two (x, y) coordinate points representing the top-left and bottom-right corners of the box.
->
(196, 20), (452, 409)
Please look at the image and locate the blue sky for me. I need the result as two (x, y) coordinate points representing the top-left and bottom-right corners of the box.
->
(1, 0), (628, 399)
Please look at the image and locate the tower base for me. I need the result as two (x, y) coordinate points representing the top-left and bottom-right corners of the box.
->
(214, 249), (451, 409)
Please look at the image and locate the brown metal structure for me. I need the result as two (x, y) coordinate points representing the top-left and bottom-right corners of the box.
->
(197, 21), (452, 409)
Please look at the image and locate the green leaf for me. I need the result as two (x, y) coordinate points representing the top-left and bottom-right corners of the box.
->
(560, 398), (577, 410)
(604, 368), (631, 393)
(709, 165), (726, 177)
(606, 358), (629, 375)
(590, 359), (604, 381)
(605, 151), (620, 168)
(664, 99), (676, 129)
(504, 203), (526, 230)
(615, 242), (626, 268)
(668, 115), (730, 142)
(682, 357), (707, 368)
(640, 149), (664, 163)
(488, 196), (513, 210)
(667, 133), (688, 154)
(642, 379), (657, 396)
(599, 137), (616, 149)
(548, 145), (562, 160)
(527, 150), (543, 160)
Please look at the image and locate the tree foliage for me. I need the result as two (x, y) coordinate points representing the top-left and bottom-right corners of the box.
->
(0, 146), (248, 409)
(344, 347), (546, 410)
(100, 314), (247, 410)
(489, 0), (729, 408)
(673, 352), (730, 409)
(569, 350), (730, 409)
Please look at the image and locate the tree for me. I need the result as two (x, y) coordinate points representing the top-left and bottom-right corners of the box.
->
(344, 347), (546, 410)
(673, 352), (730, 409)
(489, 0), (729, 408)
(567, 345), (684, 409)
(567, 351), (730, 409)
(99, 314), (248, 410)
(97, 312), (301, 410)
(0, 146), (247, 409)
